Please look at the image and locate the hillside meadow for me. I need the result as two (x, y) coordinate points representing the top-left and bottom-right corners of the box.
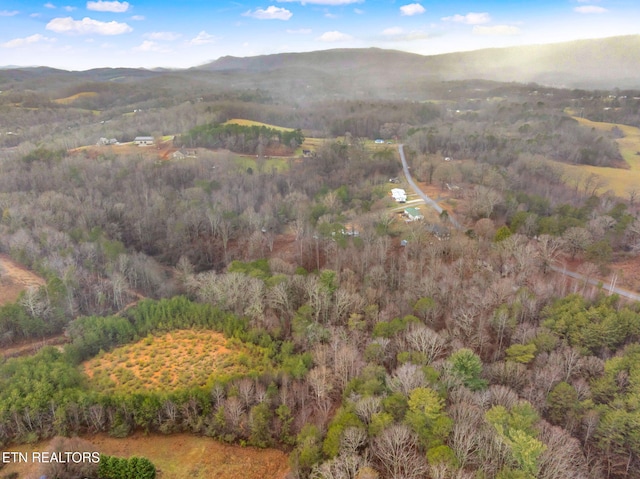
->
(560, 116), (640, 196)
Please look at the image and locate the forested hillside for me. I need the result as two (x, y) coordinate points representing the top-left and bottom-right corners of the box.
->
(2, 47), (640, 479)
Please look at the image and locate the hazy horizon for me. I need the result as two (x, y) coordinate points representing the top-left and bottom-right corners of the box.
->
(1, 0), (639, 70)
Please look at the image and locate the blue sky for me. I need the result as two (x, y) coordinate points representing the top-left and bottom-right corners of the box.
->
(0, 0), (638, 70)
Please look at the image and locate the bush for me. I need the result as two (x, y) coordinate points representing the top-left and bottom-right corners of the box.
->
(98, 454), (156, 479)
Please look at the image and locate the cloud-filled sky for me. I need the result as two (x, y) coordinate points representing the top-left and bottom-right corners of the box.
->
(0, 0), (638, 70)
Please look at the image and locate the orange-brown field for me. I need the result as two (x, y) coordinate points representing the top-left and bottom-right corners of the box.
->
(0, 254), (45, 306)
(0, 433), (289, 479)
(52, 91), (98, 105)
(83, 330), (271, 394)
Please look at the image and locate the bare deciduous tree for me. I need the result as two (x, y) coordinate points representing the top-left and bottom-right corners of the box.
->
(373, 424), (427, 479)
(354, 396), (382, 425)
(404, 323), (447, 363)
(387, 363), (427, 396)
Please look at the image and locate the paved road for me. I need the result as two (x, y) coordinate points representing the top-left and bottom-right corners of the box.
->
(397, 144), (640, 302)
(550, 264), (640, 302)
(398, 144), (462, 230)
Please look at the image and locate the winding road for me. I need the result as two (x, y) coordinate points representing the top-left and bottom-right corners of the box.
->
(549, 265), (640, 302)
(397, 145), (640, 302)
(398, 144), (462, 230)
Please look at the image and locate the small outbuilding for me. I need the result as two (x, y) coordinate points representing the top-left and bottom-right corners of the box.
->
(404, 207), (423, 222)
(134, 136), (154, 146)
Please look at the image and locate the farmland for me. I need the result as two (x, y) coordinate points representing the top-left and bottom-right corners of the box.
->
(0, 433), (289, 479)
(560, 116), (640, 196)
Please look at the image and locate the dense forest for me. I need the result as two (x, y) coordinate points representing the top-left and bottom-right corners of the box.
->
(2, 67), (640, 479)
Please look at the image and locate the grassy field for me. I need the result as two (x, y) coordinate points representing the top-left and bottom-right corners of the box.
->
(83, 330), (271, 394)
(223, 118), (293, 131)
(298, 136), (326, 153)
(0, 433), (289, 479)
(560, 116), (640, 196)
(234, 155), (291, 173)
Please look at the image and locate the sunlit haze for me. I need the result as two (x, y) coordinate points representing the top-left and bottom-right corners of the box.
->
(1, 0), (639, 70)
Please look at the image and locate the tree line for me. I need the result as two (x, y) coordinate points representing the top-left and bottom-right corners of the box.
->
(180, 123), (305, 154)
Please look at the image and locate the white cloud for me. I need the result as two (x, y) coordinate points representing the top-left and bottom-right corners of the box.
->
(286, 28), (312, 34)
(130, 15), (144, 20)
(189, 31), (216, 45)
(277, 0), (361, 4)
(133, 40), (170, 52)
(1, 34), (56, 48)
(400, 3), (425, 16)
(0, 10), (19, 16)
(472, 25), (520, 36)
(31, 12), (42, 17)
(134, 40), (157, 51)
(324, 12), (338, 18)
(86, 1), (130, 13)
(46, 16), (133, 35)
(64, 5), (76, 11)
(243, 6), (293, 20)
(380, 27), (432, 42)
(574, 6), (607, 13)
(382, 27), (404, 36)
(317, 30), (352, 42)
(442, 12), (491, 25)
(354, 8), (364, 14)
(145, 31), (181, 41)
(44, 3), (56, 8)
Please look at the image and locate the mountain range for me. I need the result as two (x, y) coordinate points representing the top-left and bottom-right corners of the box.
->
(1, 35), (639, 101)
(196, 35), (640, 90)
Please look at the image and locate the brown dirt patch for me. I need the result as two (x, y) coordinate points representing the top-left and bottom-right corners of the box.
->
(270, 232), (298, 263)
(0, 254), (45, 306)
(0, 433), (289, 479)
(69, 139), (175, 161)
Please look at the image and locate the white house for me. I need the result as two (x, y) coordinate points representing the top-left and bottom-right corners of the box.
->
(391, 188), (407, 203)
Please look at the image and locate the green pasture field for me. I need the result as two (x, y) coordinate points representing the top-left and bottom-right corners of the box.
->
(560, 116), (640, 196)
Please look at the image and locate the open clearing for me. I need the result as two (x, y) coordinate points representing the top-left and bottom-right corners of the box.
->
(0, 254), (45, 306)
(560, 116), (640, 196)
(235, 154), (290, 173)
(224, 118), (293, 131)
(52, 91), (98, 105)
(83, 330), (270, 394)
(0, 433), (289, 479)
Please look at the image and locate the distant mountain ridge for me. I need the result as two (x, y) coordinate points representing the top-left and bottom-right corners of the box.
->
(196, 35), (640, 90)
(1, 35), (639, 97)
